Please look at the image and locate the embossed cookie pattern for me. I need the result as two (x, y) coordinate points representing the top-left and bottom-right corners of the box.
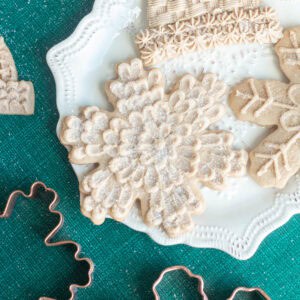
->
(230, 27), (300, 189)
(137, 2), (283, 67)
(147, 0), (261, 28)
(0, 37), (35, 115)
(60, 58), (248, 237)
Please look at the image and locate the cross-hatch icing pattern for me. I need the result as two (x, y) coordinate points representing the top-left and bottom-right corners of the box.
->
(230, 28), (300, 189)
(136, 7), (282, 67)
(147, 0), (261, 28)
(60, 59), (248, 237)
(0, 37), (34, 115)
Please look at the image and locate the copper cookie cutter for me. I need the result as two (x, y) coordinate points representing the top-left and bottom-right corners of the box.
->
(153, 266), (270, 300)
(0, 182), (94, 300)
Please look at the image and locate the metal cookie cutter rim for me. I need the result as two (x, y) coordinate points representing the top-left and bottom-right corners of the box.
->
(152, 266), (270, 300)
(229, 287), (271, 300)
(0, 181), (94, 300)
(152, 266), (208, 300)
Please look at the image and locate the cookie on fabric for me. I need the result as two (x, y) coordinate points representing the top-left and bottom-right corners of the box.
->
(0, 37), (35, 115)
(230, 27), (300, 189)
(60, 58), (248, 237)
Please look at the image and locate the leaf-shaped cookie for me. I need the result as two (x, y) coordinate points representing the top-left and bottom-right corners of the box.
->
(230, 27), (300, 189)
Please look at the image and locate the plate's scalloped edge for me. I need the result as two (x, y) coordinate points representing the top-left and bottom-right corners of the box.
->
(46, 0), (300, 260)
(125, 177), (300, 260)
(46, 0), (140, 111)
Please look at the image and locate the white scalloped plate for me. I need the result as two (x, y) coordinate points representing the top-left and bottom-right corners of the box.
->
(47, 0), (300, 260)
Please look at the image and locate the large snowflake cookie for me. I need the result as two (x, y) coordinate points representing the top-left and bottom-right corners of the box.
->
(230, 27), (300, 189)
(60, 58), (248, 237)
(0, 37), (35, 115)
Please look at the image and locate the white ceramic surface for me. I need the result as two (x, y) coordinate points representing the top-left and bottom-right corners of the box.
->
(47, 0), (300, 260)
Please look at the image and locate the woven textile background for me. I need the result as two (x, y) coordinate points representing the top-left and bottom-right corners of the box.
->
(0, 1), (300, 299)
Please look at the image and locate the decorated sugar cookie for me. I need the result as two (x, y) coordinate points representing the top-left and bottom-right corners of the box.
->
(230, 27), (300, 189)
(0, 37), (35, 115)
(147, 0), (261, 28)
(136, 0), (282, 67)
(61, 58), (248, 237)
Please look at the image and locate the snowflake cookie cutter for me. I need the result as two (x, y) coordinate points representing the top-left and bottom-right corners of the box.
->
(0, 182), (94, 300)
(0, 37), (35, 115)
(153, 266), (270, 300)
(136, 0), (283, 66)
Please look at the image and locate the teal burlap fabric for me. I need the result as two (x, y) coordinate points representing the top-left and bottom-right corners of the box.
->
(0, 1), (300, 299)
